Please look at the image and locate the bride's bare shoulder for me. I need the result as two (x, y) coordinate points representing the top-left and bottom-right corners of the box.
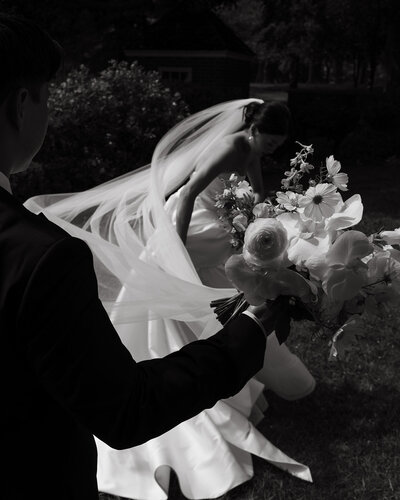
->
(220, 133), (249, 155)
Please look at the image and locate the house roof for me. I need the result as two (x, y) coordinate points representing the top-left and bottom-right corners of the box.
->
(138, 0), (254, 56)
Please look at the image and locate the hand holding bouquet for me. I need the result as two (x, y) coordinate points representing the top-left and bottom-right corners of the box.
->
(212, 143), (400, 359)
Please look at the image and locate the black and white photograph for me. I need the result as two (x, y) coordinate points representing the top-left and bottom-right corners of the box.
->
(1, 1), (399, 499)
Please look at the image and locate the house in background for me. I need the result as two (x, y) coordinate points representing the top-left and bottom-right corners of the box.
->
(123, 0), (256, 110)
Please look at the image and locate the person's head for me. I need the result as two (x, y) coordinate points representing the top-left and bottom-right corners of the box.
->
(243, 101), (290, 156)
(0, 14), (62, 174)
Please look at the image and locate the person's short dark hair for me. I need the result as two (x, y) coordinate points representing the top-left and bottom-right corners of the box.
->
(243, 101), (291, 136)
(0, 14), (62, 104)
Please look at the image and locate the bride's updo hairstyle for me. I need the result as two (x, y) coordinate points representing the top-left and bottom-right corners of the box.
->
(243, 101), (290, 136)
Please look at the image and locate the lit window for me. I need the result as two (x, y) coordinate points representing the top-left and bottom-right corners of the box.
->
(159, 67), (192, 83)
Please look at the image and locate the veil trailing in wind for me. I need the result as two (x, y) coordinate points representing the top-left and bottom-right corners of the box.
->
(25, 98), (313, 496)
(24, 98), (264, 335)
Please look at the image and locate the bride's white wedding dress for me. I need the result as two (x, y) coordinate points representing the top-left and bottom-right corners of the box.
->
(94, 172), (314, 499)
(25, 99), (314, 500)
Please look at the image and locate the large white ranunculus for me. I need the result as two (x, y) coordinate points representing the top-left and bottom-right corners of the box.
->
(242, 217), (288, 269)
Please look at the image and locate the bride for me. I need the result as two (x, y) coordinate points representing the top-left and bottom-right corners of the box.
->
(25, 98), (314, 499)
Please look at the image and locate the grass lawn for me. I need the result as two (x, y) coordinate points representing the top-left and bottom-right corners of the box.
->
(166, 160), (400, 500)
(102, 160), (399, 500)
(168, 313), (400, 499)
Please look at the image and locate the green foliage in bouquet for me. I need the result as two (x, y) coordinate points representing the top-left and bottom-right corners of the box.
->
(11, 60), (189, 200)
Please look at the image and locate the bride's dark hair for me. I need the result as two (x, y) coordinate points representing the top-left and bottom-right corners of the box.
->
(243, 101), (291, 135)
(0, 14), (63, 104)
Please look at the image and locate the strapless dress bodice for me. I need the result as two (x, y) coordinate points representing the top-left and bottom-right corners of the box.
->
(192, 171), (230, 211)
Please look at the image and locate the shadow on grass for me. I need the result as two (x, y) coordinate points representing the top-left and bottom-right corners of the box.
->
(263, 379), (400, 439)
(165, 381), (400, 500)
(227, 380), (400, 500)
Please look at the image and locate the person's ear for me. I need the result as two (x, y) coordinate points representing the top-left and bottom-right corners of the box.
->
(5, 88), (29, 130)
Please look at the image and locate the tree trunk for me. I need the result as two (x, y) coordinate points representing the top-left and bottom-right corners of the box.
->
(368, 59), (377, 90)
(360, 60), (367, 86)
(289, 56), (299, 89)
(353, 56), (359, 88)
(381, 4), (400, 95)
(325, 60), (331, 83)
(334, 58), (343, 84)
(307, 60), (313, 83)
(308, 57), (323, 83)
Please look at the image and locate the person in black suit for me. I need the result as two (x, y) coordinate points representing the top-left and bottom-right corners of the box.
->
(0, 14), (277, 500)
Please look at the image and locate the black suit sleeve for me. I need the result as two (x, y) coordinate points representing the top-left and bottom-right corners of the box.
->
(17, 237), (266, 449)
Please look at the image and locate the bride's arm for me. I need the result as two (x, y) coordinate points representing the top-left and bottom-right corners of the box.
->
(176, 144), (238, 244)
(246, 158), (264, 204)
(175, 169), (214, 245)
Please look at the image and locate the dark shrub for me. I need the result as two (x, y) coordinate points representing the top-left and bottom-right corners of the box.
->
(11, 60), (189, 201)
(288, 88), (400, 162)
(338, 123), (400, 161)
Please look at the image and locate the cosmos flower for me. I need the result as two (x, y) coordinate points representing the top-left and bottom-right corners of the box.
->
(234, 180), (253, 198)
(299, 183), (342, 222)
(232, 213), (248, 232)
(276, 190), (301, 212)
(326, 155), (348, 191)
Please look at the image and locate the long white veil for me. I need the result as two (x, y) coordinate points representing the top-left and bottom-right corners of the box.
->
(24, 98), (263, 334)
(25, 97), (315, 488)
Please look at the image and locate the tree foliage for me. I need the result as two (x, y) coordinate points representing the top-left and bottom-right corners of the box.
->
(0, 0), (152, 67)
(11, 60), (189, 200)
(215, 0), (266, 56)
(216, 0), (400, 88)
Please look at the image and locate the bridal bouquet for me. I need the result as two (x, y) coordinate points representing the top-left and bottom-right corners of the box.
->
(212, 143), (400, 359)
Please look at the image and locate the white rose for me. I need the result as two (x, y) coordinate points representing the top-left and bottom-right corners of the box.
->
(252, 202), (275, 218)
(243, 217), (288, 269)
(232, 213), (248, 232)
(234, 180), (252, 198)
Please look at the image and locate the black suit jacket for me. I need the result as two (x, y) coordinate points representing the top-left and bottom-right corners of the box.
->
(0, 186), (266, 499)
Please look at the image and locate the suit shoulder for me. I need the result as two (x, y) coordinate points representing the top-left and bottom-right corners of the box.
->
(8, 200), (68, 243)
(0, 198), (89, 280)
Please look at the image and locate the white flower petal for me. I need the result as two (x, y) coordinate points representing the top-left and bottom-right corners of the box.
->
(276, 212), (302, 241)
(306, 254), (329, 281)
(380, 228), (400, 245)
(298, 195), (311, 208)
(326, 194), (364, 232)
(326, 230), (373, 266)
(320, 183), (339, 196)
(319, 202), (336, 218)
(322, 192), (342, 206)
(303, 203), (322, 221)
(288, 232), (331, 266)
(326, 155), (341, 176)
(332, 172), (349, 191)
